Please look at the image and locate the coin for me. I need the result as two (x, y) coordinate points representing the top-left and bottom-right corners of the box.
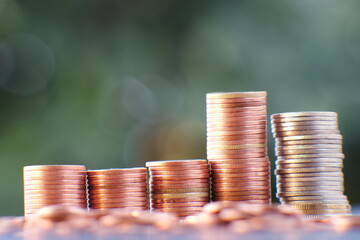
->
(87, 167), (146, 175)
(276, 162), (343, 169)
(23, 175), (86, 181)
(148, 169), (209, 175)
(23, 179), (86, 185)
(276, 149), (342, 155)
(212, 195), (270, 201)
(277, 177), (344, 183)
(150, 202), (206, 208)
(149, 179), (209, 184)
(150, 188), (209, 194)
(275, 144), (341, 150)
(275, 139), (342, 146)
(25, 198), (86, 205)
(149, 183), (210, 189)
(272, 125), (338, 133)
(275, 158), (343, 164)
(278, 186), (344, 192)
(24, 184), (86, 190)
(207, 92), (267, 99)
(276, 134), (342, 142)
(299, 209), (351, 215)
(90, 192), (148, 198)
(275, 167), (342, 174)
(277, 181), (343, 187)
(277, 153), (345, 159)
(89, 203), (149, 208)
(150, 192), (210, 199)
(212, 181), (269, 188)
(87, 179), (147, 185)
(211, 167), (269, 174)
(211, 176), (270, 183)
(149, 174), (210, 180)
(280, 195), (348, 201)
(277, 191), (344, 198)
(89, 197), (148, 204)
(271, 112), (337, 119)
(210, 162), (270, 169)
(213, 185), (269, 192)
(24, 165), (86, 171)
(147, 165), (209, 171)
(150, 197), (209, 204)
(288, 204), (351, 210)
(276, 172), (343, 178)
(271, 120), (338, 127)
(207, 144), (266, 150)
(146, 159), (207, 167)
(285, 200), (350, 205)
(207, 121), (266, 128)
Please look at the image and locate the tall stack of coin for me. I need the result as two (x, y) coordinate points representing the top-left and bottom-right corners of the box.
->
(206, 92), (271, 204)
(271, 111), (351, 217)
(24, 165), (87, 216)
(146, 160), (210, 218)
(87, 168), (148, 211)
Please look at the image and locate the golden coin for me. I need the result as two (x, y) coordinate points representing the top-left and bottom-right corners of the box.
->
(281, 195), (348, 201)
(275, 158), (342, 164)
(289, 204), (351, 210)
(277, 153), (345, 159)
(285, 200), (349, 205)
(276, 162), (343, 169)
(271, 112), (337, 119)
(150, 197), (209, 203)
(207, 144), (266, 150)
(277, 191), (344, 198)
(150, 188), (209, 194)
(300, 209), (351, 215)
(24, 165), (86, 171)
(207, 92), (267, 99)
(275, 139), (342, 146)
(146, 159), (207, 167)
(150, 192), (210, 199)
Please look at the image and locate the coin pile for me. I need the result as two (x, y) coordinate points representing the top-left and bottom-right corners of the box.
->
(87, 168), (148, 211)
(146, 160), (210, 218)
(206, 92), (271, 204)
(271, 111), (351, 217)
(23, 165), (87, 216)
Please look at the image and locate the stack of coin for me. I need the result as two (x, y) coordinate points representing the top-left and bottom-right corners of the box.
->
(146, 160), (210, 218)
(271, 111), (351, 217)
(206, 92), (271, 204)
(87, 168), (148, 211)
(24, 165), (87, 216)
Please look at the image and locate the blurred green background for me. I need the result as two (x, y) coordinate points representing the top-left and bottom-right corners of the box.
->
(1, 0), (360, 216)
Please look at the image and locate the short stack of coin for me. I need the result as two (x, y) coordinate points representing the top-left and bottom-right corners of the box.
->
(271, 111), (351, 217)
(24, 165), (87, 216)
(87, 168), (148, 211)
(146, 160), (210, 218)
(206, 92), (271, 204)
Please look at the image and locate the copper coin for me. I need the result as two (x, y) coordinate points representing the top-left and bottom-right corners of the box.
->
(275, 167), (342, 175)
(207, 100), (266, 106)
(90, 203), (148, 208)
(207, 114), (267, 122)
(150, 192), (210, 199)
(212, 190), (270, 196)
(87, 167), (146, 174)
(276, 149), (342, 156)
(207, 121), (266, 129)
(148, 165), (209, 171)
(208, 158), (269, 163)
(211, 171), (269, 177)
(207, 135), (267, 142)
(276, 144), (342, 150)
(280, 195), (348, 201)
(273, 130), (341, 138)
(25, 198), (86, 205)
(23, 179), (86, 185)
(212, 195), (270, 201)
(210, 163), (269, 170)
(207, 92), (267, 99)
(285, 200), (349, 205)
(88, 182), (147, 189)
(273, 125), (338, 133)
(23, 171), (86, 177)
(271, 116), (337, 124)
(88, 187), (147, 194)
(149, 169), (209, 175)
(146, 160), (207, 167)
(24, 189), (87, 195)
(213, 185), (269, 192)
(277, 172), (343, 178)
(91, 205), (148, 210)
(207, 129), (267, 136)
(207, 106), (266, 113)
(206, 112), (267, 118)
(23, 175), (86, 181)
(89, 173), (147, 178)
(149, 174), (210, 180)
(89, 191), (148, 198)
(153, 207), (204, 212)
(150, 183), (209, 189)
(212, 181), (269, 188)
(272, 120), (338, 127)
(24, 185), (86, 190)
(25, 203), (87, 208)
(150, 202), (206, 208)
(149, 179), (209, 184)
(87, 179), (147, 185)
(211, 167), (269, 174)
(89, 197), (147, 204)
(208, 154), (267, 160)
(277, 153), (345, 159)
(207, 96), (266, 103)
(207, 140), (267, 147)
(24, 193), (86, 200)
(207, 125), (267, 133)
(87, 176), (147, 182)
(207, 144), (266, 151)
(24, 165), (86, 171)
(211, 176), (270, 182)
(150, 197), (209, 203)
(150, 188), (209, 194)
